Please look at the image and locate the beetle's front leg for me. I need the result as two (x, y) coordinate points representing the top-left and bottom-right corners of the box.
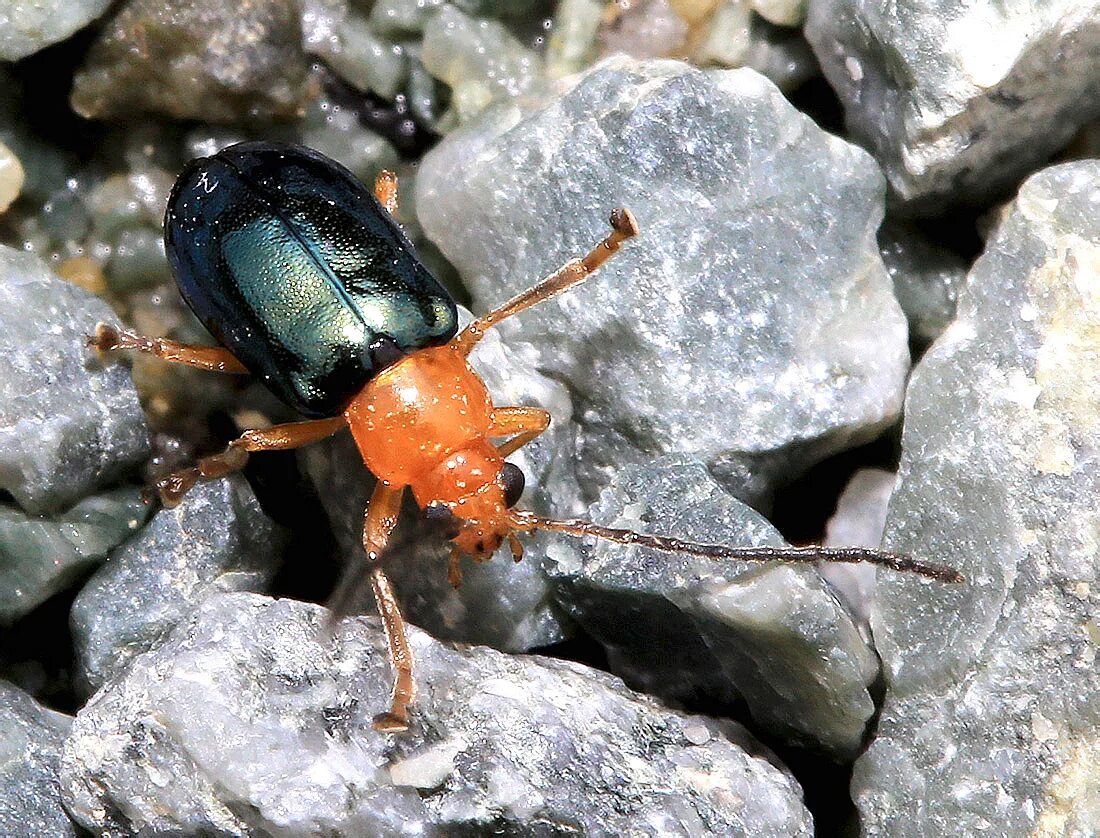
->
(155, 417), (346, 506)
(354, 482), (416, 732)
(88, 323), (249, 374)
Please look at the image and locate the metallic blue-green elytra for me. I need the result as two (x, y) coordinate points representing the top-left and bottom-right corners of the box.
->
(164, 141), (458, 418)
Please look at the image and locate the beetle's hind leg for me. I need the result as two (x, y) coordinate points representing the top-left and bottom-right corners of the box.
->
(88, 324), (249, 374)
(155, 417), (346, 506)
(452, 208), (639, 355)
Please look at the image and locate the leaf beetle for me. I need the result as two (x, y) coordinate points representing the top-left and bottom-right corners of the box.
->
(91, 141), (962, 732)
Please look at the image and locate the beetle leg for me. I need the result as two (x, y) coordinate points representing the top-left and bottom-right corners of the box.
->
(349, 482), (416, 732)
(451, 208), (640, 355)
(88, 323), (249, 374)
(374, 170), (399, 217)
(155, 417), (346, 506)
(489, 406), (551, 457)
(447, 545), (464, 589)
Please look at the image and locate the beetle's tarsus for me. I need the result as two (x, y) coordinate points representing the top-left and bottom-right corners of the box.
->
(610, 207), (639, 238)
(371, 711), (410, 733)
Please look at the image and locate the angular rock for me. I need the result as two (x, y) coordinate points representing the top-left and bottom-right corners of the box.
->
(0, 681), (78, 837)
(546, 455), (880, 759)
(422, 5), (544, 125)
(853, 162), (1100, 836)
(0, 0), (112, 61)
(820, 466), (896, 624)
(71, 477), (285, 694)
(61, 592), (813, 837)
(878, 221), (967, 346)
(299, 310), (577, 652)
(0, 245), (150, 515)
(806, 0), (1100, 211)
(71, 0), (310, 123)
(417, 58), (908, 509)
(586, 0), (817, 91)
(0, 488), (149, 623)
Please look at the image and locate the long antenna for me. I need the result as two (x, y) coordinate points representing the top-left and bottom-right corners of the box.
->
(511, 512), (964, 583)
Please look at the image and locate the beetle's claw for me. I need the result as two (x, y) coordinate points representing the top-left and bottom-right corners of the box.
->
(610, 207), (639, 238)
(88, 322), (120, 352)
(371, 711), (410, 733)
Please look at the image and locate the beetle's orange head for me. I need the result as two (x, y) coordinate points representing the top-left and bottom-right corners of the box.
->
(416, 443), (526, 560)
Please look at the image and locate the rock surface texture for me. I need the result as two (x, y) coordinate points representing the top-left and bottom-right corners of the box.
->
(547, 456), (880, 759)
(806, 0), (1100, 211)
(71, 0), (311, 122)
(61, 592), (815, 837)
(0, 0), (112, 60)
(71, 476), (284, 694)
(0, 681), (78, 837)
(0, 245), (149, 515)
(418, 58), (908, 508)
(852, 162), (1100, 836)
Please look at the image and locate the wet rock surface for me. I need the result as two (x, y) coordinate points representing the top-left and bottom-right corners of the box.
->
(853, 162), (1100, 836)
(0, 245), (150, 515)
(418, 58), (909, 509)
(71, 476), (285, 694)
(546, 455), (880, 759)
(0, 680), (78, 837)
(61, 592), (814, 837)
(806, 0), (1100, 211)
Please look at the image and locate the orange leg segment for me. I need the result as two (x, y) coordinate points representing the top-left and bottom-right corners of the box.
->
(451, 207), (639, 356)
(489, 406), (551, 457)
(89, 323), (248, 374)
(374, 170), (399, 217)
(155, 417), (346, 506)
(358, 482), (416, 732)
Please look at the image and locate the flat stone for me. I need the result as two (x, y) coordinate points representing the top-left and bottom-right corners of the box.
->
(299, 310), (576, 652)
(0, 487), (149, 623)
(60, 591), (814, 837)
(71, 476), (285, 694)
(806, 0), (1100, 211)
(417, 57), (908, 509)
(852, 161), (1100, 836)
(71, 0), (311, 123)
(0, 245), (150, 515)
(0, 681), (77, 837)
(0, 0), (112, 60)
(546, 455), (880, 759)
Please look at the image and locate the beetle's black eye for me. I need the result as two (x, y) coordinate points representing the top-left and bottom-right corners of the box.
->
(501, 462), (525, 508)
(368, 334), (405, 373)
(423, 503), (461, 539)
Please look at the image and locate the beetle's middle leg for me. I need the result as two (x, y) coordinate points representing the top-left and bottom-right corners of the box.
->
(155, 417), (346, 506)
(489, 406), (551, 457)
(88, 323), (248, 374)
(451, 207), (639, 354)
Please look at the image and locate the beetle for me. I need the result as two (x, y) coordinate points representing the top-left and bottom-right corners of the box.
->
(90, 141), (962, 732)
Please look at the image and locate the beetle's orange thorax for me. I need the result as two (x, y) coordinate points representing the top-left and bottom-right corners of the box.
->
(344, 344), (495, 490)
